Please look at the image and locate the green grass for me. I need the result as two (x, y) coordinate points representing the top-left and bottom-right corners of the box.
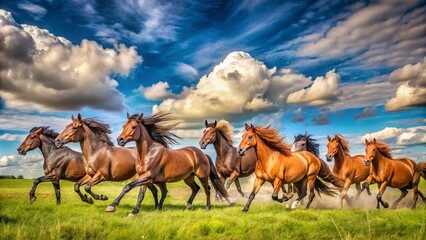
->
(0, 179), (425, 240)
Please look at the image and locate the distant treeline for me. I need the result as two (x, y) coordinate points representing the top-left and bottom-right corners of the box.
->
(0, 175), (24, 179)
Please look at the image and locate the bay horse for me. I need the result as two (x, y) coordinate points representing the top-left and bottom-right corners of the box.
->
(237, 124), (341, 212)
(106, 112), (233, 215)
(55, 114), (158, 206)
(199, 120), (256, 198)
(17, 126), (86, 204)
(326, 134), (371, 208)
(363, 139), (426, 209)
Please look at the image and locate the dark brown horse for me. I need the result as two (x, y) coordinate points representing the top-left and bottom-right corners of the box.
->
(363, 139), (426, 209)
(106, 112), (233, 215)
(17, 126), (86, 204)
(55, 114), (158, 205)
(199, 120), (256, 198)
(326, 134), (371, 207)
(237, 124), (342, 212)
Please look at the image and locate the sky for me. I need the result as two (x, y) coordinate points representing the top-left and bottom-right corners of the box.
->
(0, 0), (425, 178)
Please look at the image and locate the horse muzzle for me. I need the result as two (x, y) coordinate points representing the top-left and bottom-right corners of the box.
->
(364, 160), (370, 166)
(237, 148), (246, 156)
(55, 138), (64, 148)
(117, 137), (127, 147)
(326, 154), (333, 162)
(199, 141), (207, 149)
(17, 148), (26, 155)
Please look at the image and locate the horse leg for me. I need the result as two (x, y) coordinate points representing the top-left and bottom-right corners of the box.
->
(417, 189), (426, 203)
(106, 173), (152, 212)
(377, 182), (389, 209)
(129, 185), (148, 216)
(155, 182), (168, 210)
(226, 171), (239, 190)
(272, 178), (287, 203)
(84, 172), (107, 200)
(215, 174), (226, 201)
(362, 176), (374, 196)
(411, 185), (420, 209)
(305, 176), (317, 209)
(290, 180), (307, 210)
(340, 179), (353, 208)
(197, 176), (211, 211)
(391, 188), (408, 209)
(183, 175), (200, 210)
(29, 175), (54, 204)
(52, 181), (61, 205)
(242, 177), (265, 213)
(147, 184), (159, 209)
(234, 178), (247, 198)
(74, 174), (93, 204)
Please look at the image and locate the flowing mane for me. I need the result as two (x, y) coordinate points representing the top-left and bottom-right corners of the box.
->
(294, 134), (320, 157)
(375, 141), (393, 159)
(254, 125), (291, 156)
(208, 120), (234, 145)
(82, 118), (114, 146)
(334, 134), (350, 153)
(134, 112), (180, 148)
(30, 126), (59, 139)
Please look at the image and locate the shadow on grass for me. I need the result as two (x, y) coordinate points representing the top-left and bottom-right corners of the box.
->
(0, 215), (18, 224)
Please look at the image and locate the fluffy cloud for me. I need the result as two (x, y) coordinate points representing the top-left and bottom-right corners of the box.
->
(0, 10), (141, 111)
(175, 63), (198, 80)
(287, 69), (340, 106)
(137, 81), (174, 100)
(0, 153), (42, 168)
(299, 1), (426, 68)
(385, 58), (426, 111)
(0, 111), (70, 131)
(361, 126), (426, 146)
(353, 107), (377, 119)
(0, 133), (26, 141)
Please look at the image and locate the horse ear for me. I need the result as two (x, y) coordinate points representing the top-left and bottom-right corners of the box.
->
(304, 131), (307, 137)
(213, 120), (217, 127)
(77, 113), (82, 121)
(250, 124), (254, 129)
(373, 138), (376, 144)
(327, 135), (331, 141)
(34, 127), (43, 135)
(365, 139), (369, 145)
(245, 123), (250, 131)
(137, 114), (143, 122)
(71, 115), (76, 121)
(127, 112), (131, 120)
(205, 120), (208, 128)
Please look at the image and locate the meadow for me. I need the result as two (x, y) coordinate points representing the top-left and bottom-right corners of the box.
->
(0, 178), (425, 240)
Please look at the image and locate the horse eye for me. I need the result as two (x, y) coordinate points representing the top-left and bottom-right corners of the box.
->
(132, 125), (137, 129)
(248, 135), (253, 140)
(301, 143), (305, 146)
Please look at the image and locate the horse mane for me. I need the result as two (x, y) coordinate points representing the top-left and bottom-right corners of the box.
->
(209, 120), (234, 145)
(374, 141), (393, 159)
(134, 112), (180, 148)
(334, 134), (350, 153)
(254, 125), (291, 156)
(30, 126), (59, 139)
(82, 118), (114, 146)
(294, 134), (320, 157)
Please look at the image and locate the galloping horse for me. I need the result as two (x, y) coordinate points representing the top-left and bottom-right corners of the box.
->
(363, 139), (426, 209)
(55, 114), (158, 205)
(106, 112), (233, 215)
(199, 120), (256, 198)
(237, 124), (341, 212)
(326, 134), (371, 207)
(17, 126), (86, 204)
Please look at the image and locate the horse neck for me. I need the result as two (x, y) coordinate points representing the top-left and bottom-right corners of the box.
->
(372, 150), (390, 173)
(136, 124), (155, 163)
(254, 136), (276, 168)
(333, 144), (347, 171)
(80, 125), (105, 163)
(38, 135), (56, 160)
(213, 132), (233, 164)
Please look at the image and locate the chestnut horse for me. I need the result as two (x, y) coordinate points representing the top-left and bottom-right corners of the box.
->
(106, 112), (233, 215)
(199, 120), (256, 198)
(363, 139), (426, 209)
(55, 114), (158, 205)
(237, 124), (341, 212)
(17, 126), (86, 204)
(326, 134), (371, 208)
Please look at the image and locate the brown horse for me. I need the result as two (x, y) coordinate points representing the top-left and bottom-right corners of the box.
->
(17, 126), (86, 204)
(199, 120), (256, 198)
(106, 112), (233, 215)
(237, 124), (341, 212)
(55, 114), (158, 205)
(326, 134), (371, 207)
(363, 139), (426, 209)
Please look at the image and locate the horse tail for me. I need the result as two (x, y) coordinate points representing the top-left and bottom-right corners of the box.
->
(314, 178), (339, 197)
(207, 155), (231, 199)
(418, 162), (426, 180)
(317, 158), (344, 188)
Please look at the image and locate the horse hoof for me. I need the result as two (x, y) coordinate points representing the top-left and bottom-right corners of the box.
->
(186, 203), (193, 210)
(205, 207), (211, 212)
(382, 202), (389, 208)
(87, 197), (94, 204)
(105, 206), (116, 212)
(100, 195), (108, 201)
(29, 196), (36, 204)
(241, 209), (248, 213)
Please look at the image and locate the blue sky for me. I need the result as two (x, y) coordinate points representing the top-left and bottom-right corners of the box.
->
(0, 0), (425, 178)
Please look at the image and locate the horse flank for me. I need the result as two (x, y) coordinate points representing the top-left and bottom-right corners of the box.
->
(254, 125), (291, 156)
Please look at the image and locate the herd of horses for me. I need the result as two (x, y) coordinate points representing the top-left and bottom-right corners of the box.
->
(16, 112), (426, 215)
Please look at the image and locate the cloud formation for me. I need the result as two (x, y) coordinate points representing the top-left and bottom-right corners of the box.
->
(0, 10), (141, 111)
(137, 81), (174, 100)
(17, 2), (47, 20)
(353, 107), (377, 119)
(361, 126), (426, 146)
(0, 133), (26, 141)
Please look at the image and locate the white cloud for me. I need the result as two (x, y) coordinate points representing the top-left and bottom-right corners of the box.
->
(137, 81), (174, 100)
(0, 133), (26, 141)
(265, 69), (312, 104)
(174, 129), (203, 139)
(0, 111), (70, 131)
(385, 58), (426, 111)
(0, 153), (42, 168)
(175, 63), (198, 80)
(287, 69), (340, 106)
(361, 126), (426, 146)
(17, 2), (47, 20)
(0, 9), (141, 111)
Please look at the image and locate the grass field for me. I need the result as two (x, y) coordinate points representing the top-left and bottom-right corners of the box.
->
(1, 178), (425, 240)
